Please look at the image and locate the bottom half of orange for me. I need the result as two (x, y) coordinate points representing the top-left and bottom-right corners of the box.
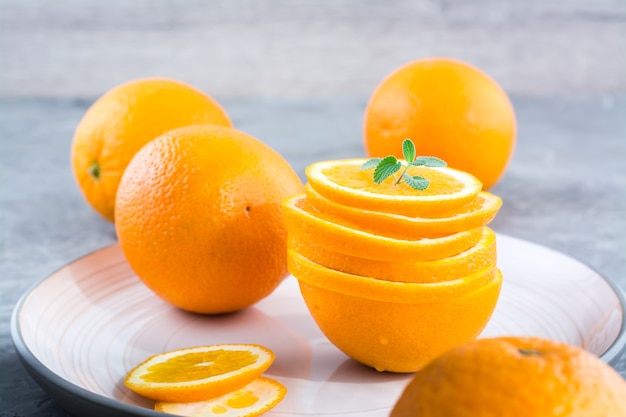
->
(288, 247), (502, 373)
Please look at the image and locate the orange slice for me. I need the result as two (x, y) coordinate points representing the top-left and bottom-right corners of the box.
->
(154, 377), (286, 417)
(288, 248), (500, 303)
(306, 159), (483, 216)
(124, 344), (275, 403)
(306, 183), (501, 238)
(282, 194), (484, 261)
(289, 227), (497, 283)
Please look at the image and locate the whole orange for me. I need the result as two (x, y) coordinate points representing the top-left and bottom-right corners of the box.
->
(391, 337), (626, 417)
(363, 57), (516, 189)
(114, 125), (304, 314)
(71, 78), (232, 222)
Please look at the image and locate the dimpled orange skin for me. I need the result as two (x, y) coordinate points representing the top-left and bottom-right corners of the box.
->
(391, 337), (626, 417)
(71, 78), (232, 222)
(114, 125), (304, 314)
(288, 249), (502, 373)
(363, 57), (516, 189)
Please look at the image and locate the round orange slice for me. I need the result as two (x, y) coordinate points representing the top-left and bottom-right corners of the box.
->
(288, 248), (500, 303)
(154, 377), (286, 417)
(124, 344), (275, 403)
(306, 183), (501, 238)
(289, 227), (497, 283)
(282, 194), (484, 261)
(305, 159), (483, 216)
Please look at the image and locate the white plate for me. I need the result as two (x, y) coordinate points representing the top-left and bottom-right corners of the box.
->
(11, 234), (626, 417)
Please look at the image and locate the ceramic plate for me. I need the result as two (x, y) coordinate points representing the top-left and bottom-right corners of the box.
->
(11, 233), (626, 417)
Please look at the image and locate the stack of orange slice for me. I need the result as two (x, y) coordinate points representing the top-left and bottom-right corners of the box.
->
(124, 344), (286, 417)
(282, 157), (504, 373)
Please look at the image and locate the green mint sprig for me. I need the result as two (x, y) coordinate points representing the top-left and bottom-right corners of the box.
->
(360, 139), (446, 191)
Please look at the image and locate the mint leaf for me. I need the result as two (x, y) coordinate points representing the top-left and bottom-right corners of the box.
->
(360, 158), (382, 170)
(361, 139), (447, 191)
(373, 156), (401, 184)
(402, 139), (416, 164)
(411, 156), (447, 167)
(403, 173), (430, 190)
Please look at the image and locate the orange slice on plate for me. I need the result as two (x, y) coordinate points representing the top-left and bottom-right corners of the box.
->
(154, 377), (286, 417)
(305, 183), (501, 238)
(289, 227), (497, 283)
(282, 194), (484, 261)
(124, 344), (275, 403)
(305, 159), (483, 216)
(287, 248), (500, 303)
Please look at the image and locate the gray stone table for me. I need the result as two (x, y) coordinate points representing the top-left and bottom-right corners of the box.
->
(1, 1), (625, 416)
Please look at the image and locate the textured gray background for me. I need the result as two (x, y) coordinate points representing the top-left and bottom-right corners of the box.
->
(1, 1), (625, 416)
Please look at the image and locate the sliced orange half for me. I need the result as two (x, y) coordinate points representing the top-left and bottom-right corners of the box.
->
(289, 227), (497, 283)
(154, 377), (286, 417)
(306, 159), (483, 216)
(306, 183), (501, 238)
(282, 194), (484, 262)
(124, 344), (275, 403)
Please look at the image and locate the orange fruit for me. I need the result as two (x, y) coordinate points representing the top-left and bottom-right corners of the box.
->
(124, 344), (275, 403)
(288, 249), (498, 304)
(115, 125), (304, 314)
(288, 249), (502, 372)
(284, 149), (504, 372)
(391, 337), (626, 417)
(154, 377), (287, 417)
(71, 77), (232, 222)
(282, 194), (484, 262)
(289, 227), (497, 283)
(305, 183), (501, 238)
(363, 57), (516, 189)
(306, 159), (482, 217)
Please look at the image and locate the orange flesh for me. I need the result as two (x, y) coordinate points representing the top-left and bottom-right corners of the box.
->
(324, 164), (465, 196)
(142, 350), (257, 383)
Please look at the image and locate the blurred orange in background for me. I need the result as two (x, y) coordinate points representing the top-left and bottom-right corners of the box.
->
(363, 57), (517, 190)
(71, 78), (232, 222)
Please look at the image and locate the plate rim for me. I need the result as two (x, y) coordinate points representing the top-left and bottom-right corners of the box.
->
(10, 235), (626, 417)
(10, 244), (165, 417)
